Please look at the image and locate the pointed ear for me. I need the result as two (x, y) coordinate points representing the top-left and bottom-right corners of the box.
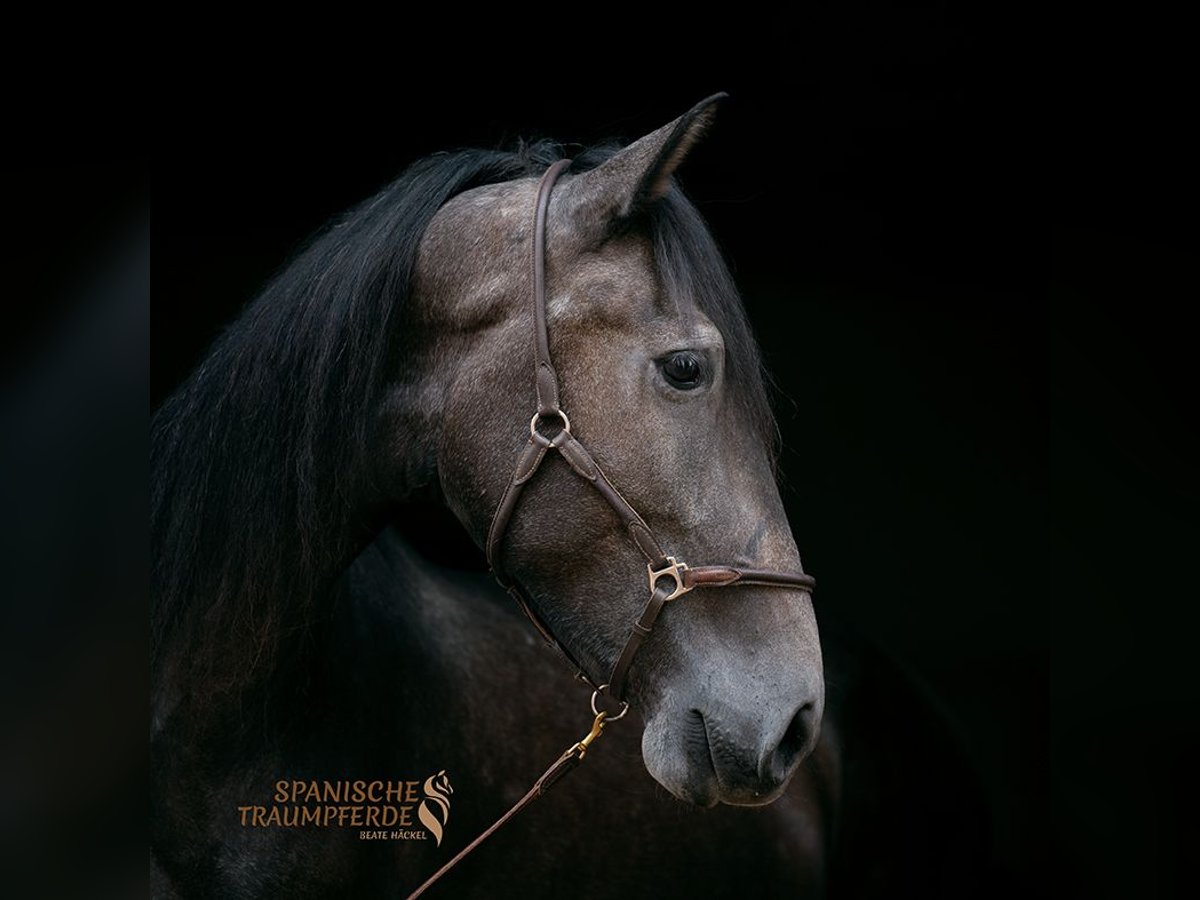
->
(560, 93), (727, 228)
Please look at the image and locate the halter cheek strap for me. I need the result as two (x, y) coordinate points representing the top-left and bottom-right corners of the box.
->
(405, 159), (815, 899)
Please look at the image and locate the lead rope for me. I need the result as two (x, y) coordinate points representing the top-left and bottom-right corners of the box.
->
(405, 689), (626, 900)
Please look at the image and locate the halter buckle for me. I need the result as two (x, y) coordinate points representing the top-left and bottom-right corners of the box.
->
(648, 556), (693, 602)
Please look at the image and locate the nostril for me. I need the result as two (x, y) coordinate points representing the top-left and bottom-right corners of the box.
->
(765, 702), (815, 780)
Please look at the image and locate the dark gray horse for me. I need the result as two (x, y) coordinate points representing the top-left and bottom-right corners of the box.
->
(152, 97), (985, 898)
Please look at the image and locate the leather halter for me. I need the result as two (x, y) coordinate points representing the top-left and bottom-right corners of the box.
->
(405, 159), (815, 899)
(486, 158), (816, 704)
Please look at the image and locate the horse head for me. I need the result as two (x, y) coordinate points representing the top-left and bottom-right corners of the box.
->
(395, 96), (824, 807)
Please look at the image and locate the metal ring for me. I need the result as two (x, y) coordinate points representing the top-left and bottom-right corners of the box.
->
(591, 686), (629, 721)
(529, 409), (570, 440)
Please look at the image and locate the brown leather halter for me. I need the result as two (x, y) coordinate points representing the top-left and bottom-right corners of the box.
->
(487, 158), (815, 704)
(406, 159), (816, 899)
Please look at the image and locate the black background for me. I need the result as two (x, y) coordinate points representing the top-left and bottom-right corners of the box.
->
(149, 7), (1193, 899)
(0, 3), (1188, 897)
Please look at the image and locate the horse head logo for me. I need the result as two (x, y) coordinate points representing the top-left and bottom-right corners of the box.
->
(418, 770), (453, 847)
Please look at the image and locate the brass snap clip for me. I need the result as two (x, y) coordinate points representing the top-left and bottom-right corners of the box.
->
(575, 712), (607, 759)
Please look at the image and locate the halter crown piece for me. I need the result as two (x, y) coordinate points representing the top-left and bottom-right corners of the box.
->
(406, 159), (816, 899)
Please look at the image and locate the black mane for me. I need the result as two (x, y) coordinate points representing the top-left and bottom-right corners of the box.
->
(151, 139), (776, 726)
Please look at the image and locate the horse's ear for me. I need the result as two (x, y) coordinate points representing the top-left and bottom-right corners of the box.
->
(562, 93), (727, 228)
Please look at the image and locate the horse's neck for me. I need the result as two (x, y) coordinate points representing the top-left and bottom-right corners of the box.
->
(344, 525), (592, 773)
(343, 526), (517, 703)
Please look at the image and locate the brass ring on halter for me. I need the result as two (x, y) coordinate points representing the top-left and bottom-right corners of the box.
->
(591, 686), (629, 721)
(530, 410), (571, 447)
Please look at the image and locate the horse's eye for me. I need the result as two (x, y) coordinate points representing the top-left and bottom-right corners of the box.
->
(661, 351), (704, 390)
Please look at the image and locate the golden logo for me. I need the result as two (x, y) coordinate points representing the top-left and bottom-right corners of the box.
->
(417, 770), (453, 847)
(238, 773), (454, 844)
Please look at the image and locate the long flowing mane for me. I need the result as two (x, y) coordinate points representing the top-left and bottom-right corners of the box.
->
(151, 140), (776, 729)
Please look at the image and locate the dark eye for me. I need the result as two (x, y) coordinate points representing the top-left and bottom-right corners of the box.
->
(661, 351), (704, 390)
